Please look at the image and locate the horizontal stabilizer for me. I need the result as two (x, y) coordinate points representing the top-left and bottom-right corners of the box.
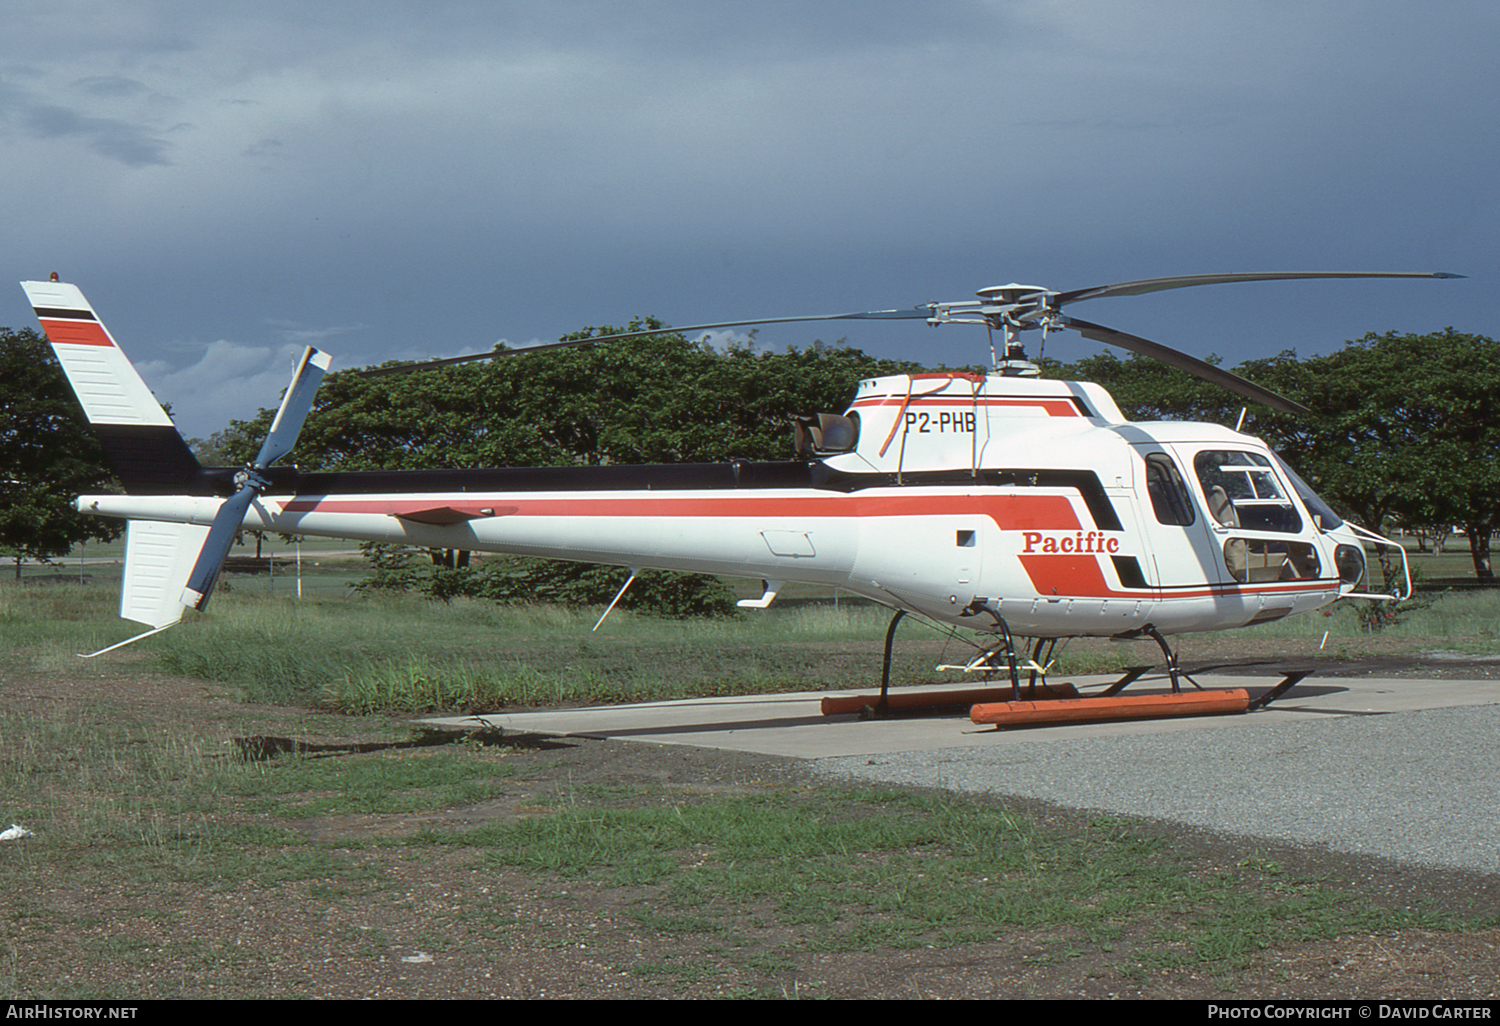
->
(392, 504), (515, 525)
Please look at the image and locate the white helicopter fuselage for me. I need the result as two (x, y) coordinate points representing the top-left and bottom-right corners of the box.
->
(76, 371), (1369, 638)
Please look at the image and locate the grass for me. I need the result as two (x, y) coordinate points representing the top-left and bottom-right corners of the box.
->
(0, 579), (1495, 996)
(1227, 585), (1500, 645)
(4, 580), (923, 710)
(224, 746), (518, 818)
(0, 692), (1475, 997)
(6, 573), (1500, 716)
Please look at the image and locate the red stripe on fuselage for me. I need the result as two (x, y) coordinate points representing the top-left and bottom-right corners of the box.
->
(851, 396), (1080, 416)
(1020, 553), (1116, 595)
(38, 318), (113, 347)
(283, 491), (1084, 532)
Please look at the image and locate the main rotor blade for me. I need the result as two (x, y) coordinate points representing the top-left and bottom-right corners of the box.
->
(1053, 271), (1463, 308)
(253, 347), (332, 468)
(356, 308), (932, 378)
(1060, 315), (1310, 416)
(180, 486), (259, 612)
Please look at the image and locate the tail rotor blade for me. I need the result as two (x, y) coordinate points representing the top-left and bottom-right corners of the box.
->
(183, 347), (331, 614)
(254, 347), (332, 469)
(180, 486), (259, 612)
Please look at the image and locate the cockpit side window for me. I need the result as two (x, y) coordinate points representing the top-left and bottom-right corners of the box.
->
(1192, 450), (1303, 534)
(1144, 453), (1196, 527)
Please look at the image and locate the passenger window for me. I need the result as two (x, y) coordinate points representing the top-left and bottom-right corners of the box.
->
(1144, 453), (1195, 526)
(1192, 450), (1303, 534)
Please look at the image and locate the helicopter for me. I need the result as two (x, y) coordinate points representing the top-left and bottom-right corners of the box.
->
(21, 272), (1459, 699)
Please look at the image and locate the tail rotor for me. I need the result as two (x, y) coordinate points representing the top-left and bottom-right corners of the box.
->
(180, 346), (330, 612)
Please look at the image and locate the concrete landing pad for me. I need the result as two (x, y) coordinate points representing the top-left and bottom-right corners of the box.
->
(426, 674), (1500, 760)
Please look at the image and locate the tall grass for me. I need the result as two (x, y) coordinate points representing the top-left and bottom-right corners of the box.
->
(0, 582), (146, 675)
(317, 599), (919, 713)
(0, 697), (227, 853)
(1234, 589), (1500, 643)
(138, 588), (910, 712)
(4, 579), (1497, 716)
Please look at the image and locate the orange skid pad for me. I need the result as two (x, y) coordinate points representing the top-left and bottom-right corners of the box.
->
(821, 683), (1079, 717)
(970, 688), (1251, 727)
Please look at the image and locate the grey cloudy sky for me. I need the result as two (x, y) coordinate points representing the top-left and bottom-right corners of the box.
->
(3, 1), (1494, 438)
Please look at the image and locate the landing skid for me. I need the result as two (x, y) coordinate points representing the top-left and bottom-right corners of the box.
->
(834, 610), (1314, 723)
(971, 666), (1314, 728)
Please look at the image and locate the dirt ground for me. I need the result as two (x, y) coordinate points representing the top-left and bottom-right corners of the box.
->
(4, 645), (1499, 1000)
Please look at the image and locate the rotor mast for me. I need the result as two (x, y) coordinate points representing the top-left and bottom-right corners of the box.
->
(918, 283), (1061, 375)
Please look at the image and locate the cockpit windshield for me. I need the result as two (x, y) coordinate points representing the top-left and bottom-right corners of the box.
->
(1272, 453), (1344, 531)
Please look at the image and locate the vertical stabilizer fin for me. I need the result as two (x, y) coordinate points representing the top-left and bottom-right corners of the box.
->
(21, 280), (204, 494)
(79, 519), (214, 658)
(21, 281), (173, 427)
(120, 520), (214, 628)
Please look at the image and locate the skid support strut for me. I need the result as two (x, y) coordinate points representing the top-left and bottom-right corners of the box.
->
(1106, 624), (1200, 694)
(872, 606), (1024, 718)
(1146, 624), (1198, 693)
(874, 609), (906, 717)
(1247, 671), (1311, 711)
(1027, 637), (1056, 689)
(982, 610), (1023, 698)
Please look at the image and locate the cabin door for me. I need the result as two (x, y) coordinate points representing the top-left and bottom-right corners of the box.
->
(1131, 445), (1228, 589)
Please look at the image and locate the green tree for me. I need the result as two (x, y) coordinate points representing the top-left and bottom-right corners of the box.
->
(1258, 329), (1500, 580)
(1044, 351), (1241, 424)
(278, 328), (916, 472)
(1052, 333), (1500, 582)
(214, 325), (919, 607)
(190, 416), (274, 466)
(0, 327), (121, 577)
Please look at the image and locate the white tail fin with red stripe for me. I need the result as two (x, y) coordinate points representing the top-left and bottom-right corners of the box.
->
(23, 279), (331, 653)
(24, 281), (205, 495)
(23, 280), (214, 653)
(21, 280), (174, 427)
